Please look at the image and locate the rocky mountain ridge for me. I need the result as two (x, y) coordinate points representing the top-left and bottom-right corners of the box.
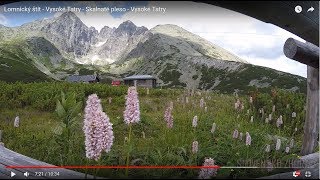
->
(0, 12), (307, 94)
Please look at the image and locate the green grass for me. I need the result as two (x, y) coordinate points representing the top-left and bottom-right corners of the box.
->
(0, 83), (309, 178)
(0, 41), (51, 82)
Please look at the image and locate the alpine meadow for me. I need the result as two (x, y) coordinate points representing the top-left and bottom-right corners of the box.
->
(0, 6), (313, 179)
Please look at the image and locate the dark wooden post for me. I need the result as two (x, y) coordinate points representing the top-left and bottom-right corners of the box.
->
(283, 38), (319, 155)
(283, 38), (319, 68)
(301, 66), (319, 155)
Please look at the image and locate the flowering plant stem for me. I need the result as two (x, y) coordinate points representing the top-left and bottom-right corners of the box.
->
(164, 127), (168, 147)
(85, 159), (88, 179)
(94, 159), (101, 179)
(125, 124), (132, 177)
(246, 146), (249, 162)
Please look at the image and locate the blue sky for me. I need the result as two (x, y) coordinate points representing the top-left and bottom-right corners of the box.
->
(0, 1), (308, 78)
(1, 1), (148, 26)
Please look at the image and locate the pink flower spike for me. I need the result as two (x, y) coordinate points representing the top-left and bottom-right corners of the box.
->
(164, 104), (173, 129)
(200, 97), (205, 108)
(265, 144), (271, 153)
(123, 86), (140, 125)
(211, 123), (216, 134)
(285, 146), (290, 153)
(192, 116), (198, 128)
(14, 116), (20, 128)
(83, 94), (114, 161)
(234, 102), (239, 110)
(245, 132), (251, 146)
(198, 157), (218, 179)
(275, 139), (281, 151)
(233, 129), (239, 139)
(192, 141), (198, 154)
(239, 132), (243, 141)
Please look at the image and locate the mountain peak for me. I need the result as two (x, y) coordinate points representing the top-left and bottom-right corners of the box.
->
(60, 11), (77, 17)
(58, 11), (82, 22)
(115, 20), (139, 36)
(151, 24), (188, 34)
(101, 25), (110, 29)
(100, 26), (112, 32)
(118, 20), (137, 29)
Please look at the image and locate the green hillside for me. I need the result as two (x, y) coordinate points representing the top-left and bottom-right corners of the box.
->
(0, 38), (50, 82)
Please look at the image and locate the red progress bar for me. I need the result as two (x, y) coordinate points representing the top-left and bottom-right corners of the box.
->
(6, 165), (220, 169)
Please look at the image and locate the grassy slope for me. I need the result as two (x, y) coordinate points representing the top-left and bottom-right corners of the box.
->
(0, 84), (307, 178)
(199, 64), (307, 94)
(0, 38), (51, 82)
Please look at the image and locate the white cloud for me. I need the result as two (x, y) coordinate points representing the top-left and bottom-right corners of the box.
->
(63, 1), (307, 77)
(0, 13), (8, 25)
(240, 55), (307, 78)
(74, 11), (120, 31)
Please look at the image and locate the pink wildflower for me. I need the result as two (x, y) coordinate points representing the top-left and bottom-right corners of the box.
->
(239, 132), (243, 141)
(164, 105), (173, 128)
(211, 123), (216, 134)
(200, 97), (205, 108)
(245, 132), (251, 146)
(192, 116), (198, 128)
(276, 116), (283, 128)
(123, 86), (140, 125)
(290, 139), (294, 148)
(170, 101), (174, 109)
(265, 144), (271, 153)
(198, 157), (218, 179)
(83, 94), (114, 161)
(235, 102), (239, 110)
(14, 116), (20, 128)
(192, 141), (198, 154)
(233, 129), (239, 139)
(285, 146), (290, 153)
(275, 139), (281, 151)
